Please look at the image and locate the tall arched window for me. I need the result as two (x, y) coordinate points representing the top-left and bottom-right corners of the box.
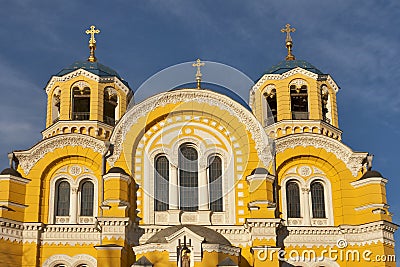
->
(52, 88), (61, 124)
(179, 144), (198, 211)
(80, 181), (94, 216)
(154, 155), (169, 211)
(103, 87), (118, 126)
(264, 89), (277, 124)
(72, 86), (90, 120)
(208, 155), (223, 212)
(290, 84), (308, 120)
(311, 181), (326, 218)
(56, 181), (70, 216)
(286, 181), (301, 218)
(321, 85), (331, 123)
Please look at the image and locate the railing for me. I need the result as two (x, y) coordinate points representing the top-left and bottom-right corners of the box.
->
(292, 111), (309, 120)
(72, 112), (90, 120)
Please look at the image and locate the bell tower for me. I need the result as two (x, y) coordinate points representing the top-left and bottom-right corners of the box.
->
(43, 25), (133, 140)
(250, 24), (341, 140)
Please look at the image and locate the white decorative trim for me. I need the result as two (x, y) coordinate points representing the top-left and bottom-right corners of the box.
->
(109, 89), (272, 168)
(48, 170), (98, 224)
(202, 243), (241, 256)
(0, 201), (27, 209)
(14, 134), (106, 175)
(251, 67), (339, 94)
(284, 220), (398, 248)
(42, 254), (97, 267)
(45, 68), (130, 95)
(351, 177), (388, 188)
(276, 134), (366, 177)
(41, 224), (100, 245)
(0, 175), (31, 185)
(103, 173), (132, 184)
(354, 203), (389, 211)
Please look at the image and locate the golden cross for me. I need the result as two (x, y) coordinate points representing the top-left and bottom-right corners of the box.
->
(192, 58), (205, 89)
(281, 24), (296, 60)
(281, 24), (296, 42)
(85, 25), (100, 62)
(86, 25), (100, 45)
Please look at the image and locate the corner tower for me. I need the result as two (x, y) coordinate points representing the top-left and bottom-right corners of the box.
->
(250, 24), (341, 140)
(43, 25), (133, 140)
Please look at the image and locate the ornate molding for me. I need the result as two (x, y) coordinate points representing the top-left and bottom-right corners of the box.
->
(276, 134), (367, 177)
(285, 220), (398, 248)
(45, 68), (130, 95)
(42, 254), (97, 267)
(351, 177), (388, 188)
(202, 243), (241, 256)
(109, 89), (273, 167)
(14, 134), (106, 175)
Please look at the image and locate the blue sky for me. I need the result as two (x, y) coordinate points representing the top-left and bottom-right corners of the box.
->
(0, 0), (399, 259)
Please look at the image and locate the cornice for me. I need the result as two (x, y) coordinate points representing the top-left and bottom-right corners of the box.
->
(275, 134), (367, 177)
(14, 134), (106, 175)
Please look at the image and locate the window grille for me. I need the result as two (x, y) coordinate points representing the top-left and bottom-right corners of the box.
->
(286, 181), (301, 218)
(209, 156), (223, 212)
(179, 144), (198, 211)
(56, 181), (70, 216)
(311, 181), (326, 218)
(154, 155), (169, 211)
(80, 181), (94, 216)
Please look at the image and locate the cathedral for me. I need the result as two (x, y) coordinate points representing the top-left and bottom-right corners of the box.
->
(0, 24), (397, 267)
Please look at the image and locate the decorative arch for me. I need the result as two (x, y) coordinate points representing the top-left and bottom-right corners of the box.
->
(42, 254), (97, 267)
(109, 89), (273, 168)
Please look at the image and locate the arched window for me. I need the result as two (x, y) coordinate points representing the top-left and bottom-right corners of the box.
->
(321, 85), (331, 123)
(286, 181), (301, 218)
(52, 88), (61, 124)
(72, 86), (90, 120)
(311, 181), (326, 218)
(290, 84), (308, 119)
(154, 155), (169, 211)
(179, 144), (198, 211)
(103, 87), (118, 126)
(80, 181), (94, 216)
(208, 155), (223, 212)
(264, 89), (277, 124)
(56, 181), (70, 216)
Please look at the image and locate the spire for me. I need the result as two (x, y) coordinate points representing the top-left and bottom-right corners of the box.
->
(192, 58), (205, 89)
(281, 24), (296, 61)
(85, 25), (100, 62)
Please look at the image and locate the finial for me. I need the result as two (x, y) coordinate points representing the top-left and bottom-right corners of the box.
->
(281, 24), (296, 61)
(192, 58), (205, 89)
(85, 25), (100, 62)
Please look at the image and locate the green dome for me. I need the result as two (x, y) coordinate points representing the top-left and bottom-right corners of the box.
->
(265, 59), (323, 75)
(56, 60), (131, 88)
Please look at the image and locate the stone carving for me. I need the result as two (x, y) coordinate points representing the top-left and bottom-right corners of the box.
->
(45, 68), (130, 95)
(276, 134), (367, 176)
(109, 90), (273, 167)
(14, 134), (106, 175)
(298, 166), (312, 177)
(42, 254), (97, 267)
(69, 165), (82, 176)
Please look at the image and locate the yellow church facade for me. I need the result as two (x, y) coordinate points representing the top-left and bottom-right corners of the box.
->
(0, 25), (397, 267)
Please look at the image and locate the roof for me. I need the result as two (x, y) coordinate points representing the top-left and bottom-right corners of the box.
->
(218, 257), (238, 266)
(145, 225), (231, 245)
(359, 170), (383, 180)
(107, 167), (128, 175)
(133, 256), (153, 266)
(171, 83), (251, 111)
(264, 59), (324, 75)
(56, 60), (131, 88)
(0, 168), (22, 177)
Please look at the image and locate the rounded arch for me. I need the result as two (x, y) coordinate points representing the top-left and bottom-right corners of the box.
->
(109, 89), (272, 168)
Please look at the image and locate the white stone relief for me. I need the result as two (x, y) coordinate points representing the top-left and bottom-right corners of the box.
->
(14, 134), (106, 175)
(109, 90), (272, 168)
(276, 134), (367, 176)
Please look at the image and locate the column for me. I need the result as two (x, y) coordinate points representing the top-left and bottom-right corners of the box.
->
(302, 187), (311, 225)
(198, 167), (209, 211)
(169, 163), (179, 210)
(70, 187), (78, 224)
